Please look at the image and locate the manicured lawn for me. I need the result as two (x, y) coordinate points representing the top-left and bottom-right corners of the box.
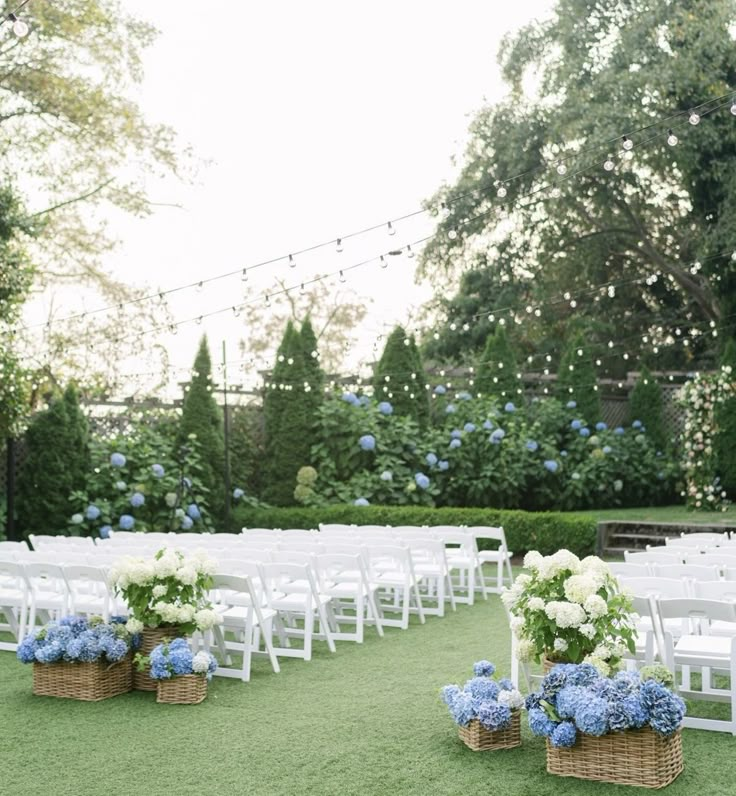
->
(2, 595), (734, 796)
(585, 505), (735, 526)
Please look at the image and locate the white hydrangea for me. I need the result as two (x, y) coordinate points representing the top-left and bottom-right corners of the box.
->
(579, 623), (596, 639)
(500, 588), (517, 610)
(515, 639), (535, 662)
(192, 651), (212, 674)
(498, 689), (525, 710)
(176, 566), (198, 586)
(593, 643), (612, 660)
(550, 549), (581, 574)
(154, 551), (180, 578)
(191, 549), (218, 576)
(195, 608), (222, 630)
(580, 555), (610, 580)
(523, 551), (544, 570)
(585, 655), (610, 677)
(583, 594), (608, 619)
(125, 618), (144, 634)
(177, 604), (196, 624)
(509, 616), (525, 637)
(564, 575), (599, 604)
(553, 638), (568, 652)
(528, 597), (545, 611)
(153, 601), (180, 624)
(152, 584), (168, 599)
(545, 601), (586, 629)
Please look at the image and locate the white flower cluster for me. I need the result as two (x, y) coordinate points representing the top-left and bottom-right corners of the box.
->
(192, 651), (214, 674)
(109, 548), (219, 591)
(125, 618), (144, 635)
(498, 689), (525, 710)
(545, 601), (586, 629)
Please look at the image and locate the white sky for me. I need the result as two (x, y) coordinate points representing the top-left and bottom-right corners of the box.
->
(29, 0), (555, 395)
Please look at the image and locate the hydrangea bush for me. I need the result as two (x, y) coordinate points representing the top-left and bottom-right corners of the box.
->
(678, 366), (735, 511)
(441, 660), (525, 731)
(501, 550), (636, 670)
(526, 663), (685, 747)
(17, 615), (139, 664)
(301, 391), (678, 511)
(109, 548), (222, 634)
(142, 638), (217, 681)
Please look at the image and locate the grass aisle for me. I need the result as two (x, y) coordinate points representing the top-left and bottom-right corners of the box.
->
(2, 597), (734, 796)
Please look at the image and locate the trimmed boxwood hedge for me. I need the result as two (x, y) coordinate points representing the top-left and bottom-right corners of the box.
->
(230, 505), (597, 557)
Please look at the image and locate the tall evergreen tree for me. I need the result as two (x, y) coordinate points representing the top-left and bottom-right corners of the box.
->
(475, 325), (519, 399)
(628, 365), (666, 450)
(178, 336), (225, 518)
(299, 317), (324, 393)
(557, 331), (601, 422)
(372, 326), (429, 425)
(17, 385), (89, 536)
(716, 339), (736, 496)
(263, 321), (312, 505)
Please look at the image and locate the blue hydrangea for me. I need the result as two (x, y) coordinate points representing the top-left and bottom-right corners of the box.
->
(434, 385), (447, 395)
(438, 460), (449, 471)
(380, 470), (393, 481)
(180, 515), (194, 530)
(354, 497), (370, 506)
(574, 696), (609, 736)
(541, 668), (568, 696)
(566, 400), (577, 409)
(550, 721), (577, 747)
(526, 440), (538, 452)
(448, 692), (475, 726)
(544, 459), (559, 473)
(560, 449), (568, 457)
(441, 684), (462, 706)
(110, 452), (126, 467)
(130, 491), (145, 508)
(233, 487), (245, 499)
(632, 419), (643, 429)
(16, 637), (38, 663)
(567, 663), (601, 687)
(151, 464), (165, 478)
(463, 422), (476, 433)
(359, 434), (376, 451)
(490, 428), (505, 444)
(450, 429), (462, 439)
(426, 452), (438, 466)
(504, 402), (515, 412)
(445, 403), (457, 414)
(556, 686), (586, 719)
(579, 427), (591, 437)
(181, 476), (193, 489)
(85, 504), (101, 521)
(497, 678), (514, 691)
(589, 678), (617, 700)
(377, 401), (393, 415)
(341, 391), (359, 405)
(473, 660), (496, 677)
(458, 391), (472, 401)
(571, 419), (582, 430)
(595, 422), (607, 431)
(482, 419), (494, 430)
(464, 676), (500, 703)
(59, 616), (88, 633)
(602, 445), (612, 454)
(449, 438), (462, 449)
(415, 473), (430, 490)
(614, 426), (625, 435)
(358, 396), (370, 406)
(613, 670), (641, 695)
(619, 695), (650, 729)
(99, 522), (111, 537)
(119, 514), (135, 531)
(528, 707), (556, 737)
(525, 693), (541, 711)
(478, 702), (512, 731)
(640, 680), (685, 736)
(186, 503), (201, 520)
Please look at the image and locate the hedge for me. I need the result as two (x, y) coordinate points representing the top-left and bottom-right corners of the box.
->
(230, 504), (597, 557)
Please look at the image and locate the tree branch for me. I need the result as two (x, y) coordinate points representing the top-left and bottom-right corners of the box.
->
(30, 178), (115, 218)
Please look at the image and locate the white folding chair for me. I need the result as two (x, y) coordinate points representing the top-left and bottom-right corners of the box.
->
(0, 541), (30, 555)
(656, 597), (736, 734)
(209, 573), (281, 681)
(677, 532), (729, 545)
(24, 562), (69, 630)
(466, 526), (513, 593)
(405, 539), (455, 616)
(624, 550), (686, 565)
(28, 534), (62, 551)
(63, 565), (113, 620)
(696, 554), (736, 568)
(652, 564), (721, 582)
(259, 562), (337, 660)
(610, 562), (652, 578)
(314, 553), (383, 642)
(433, 529), (486, 604)
(0, 561), (29, 650)
(366, 545), (425, 629)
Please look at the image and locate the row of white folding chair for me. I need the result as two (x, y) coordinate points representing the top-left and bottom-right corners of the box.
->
(611, 562), (726, 580)
(0, 541), (30, 555)
(664, 532), (730, 546)
(28, 534), (97, 551)
(626, 549), (736, 565)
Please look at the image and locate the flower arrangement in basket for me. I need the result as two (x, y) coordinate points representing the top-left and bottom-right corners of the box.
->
(441, 660), (524, 751)
(501, 549), (636, 672)
(110, 547), (223, 690)
(138, 638), (217, 705)
(17, 615), (138, 701)
(527, 663), (685, 788)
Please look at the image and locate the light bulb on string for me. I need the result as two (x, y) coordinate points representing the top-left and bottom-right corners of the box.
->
(339, 270), (346, 283)
(241, 268), (248, 282)
(497, 185), (507, 199)
(448, 229), (458, 240)
(406, 244), (414, 258)
(299, 283), (305, 294)
(232, 306), (241, 317)
(196, 281), (203, 293)
(689, 112), (700, 125)
(380, 255), (387, 268)
(621, 135), (634, 151)
(731, 102), (736, 116)
(603, 155), (615, 171)
(8, 15), (29, 37)
(387, 221), (396, 236)
(288, 254), (296, 268)
(336, 237), (343, 253)
(667, 129), (678, 146)
(551, 187), (561, 199)
(556, 163), (567, 175)
(265, 294), (271, 307)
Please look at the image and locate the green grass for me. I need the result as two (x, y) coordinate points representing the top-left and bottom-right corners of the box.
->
(2, 598), (735, 796)
(583, 504), (736, 526)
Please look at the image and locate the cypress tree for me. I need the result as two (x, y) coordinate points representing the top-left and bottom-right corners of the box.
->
(628, 365), (666, 450)
(557, 331), (601, 422)
(716, 338), (736, 495)
(475, 325), (519, 398)
(178, 336), (225, 517)
(263, 321), (312, 505)
(372, 326), (429, 425)
(17, 385), (90, 536)
(299, 317), (324, 394)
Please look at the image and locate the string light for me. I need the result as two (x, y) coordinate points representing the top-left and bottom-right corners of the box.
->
(232, 306), (241, 317)
(731, 102), (736, 117)
(667, 129), (678, 146)
(621, 135), (634, 151)
(603, 155), (615, 171)
(406, 245), (414, 258)
(380, 255), (388, 268)
(497, 186), (508, 198)
(689, 112), (701, 125)
(387, 221), (396, 236)
(336, 238), (343, 253)
(556, 163), (567, 175)
(241, 268), (248, 281)
(339, 270), (346, 283)
(288, 254), (296, 268)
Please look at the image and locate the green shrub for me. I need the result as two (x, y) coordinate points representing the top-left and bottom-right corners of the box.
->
(628, 365), (666, 451)
(716, 339), (736, 496)
(557, 330), (601, 423)
(475, 325), (519, 399)
(231, 504), (598, 557)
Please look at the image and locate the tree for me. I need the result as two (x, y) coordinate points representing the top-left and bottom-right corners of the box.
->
(262, 321), (312, 505)
(557, 331), (601, 423)
(716, 338), (736, 495)
(16, 384), (89, 536)
(238, 277), (369, 374)
(420, 0), (736, 371)
(178, 336), (225, 517)
(475, 325), (519, 399)
(372, 326), (430, 426)
(628, 365), (666, 451)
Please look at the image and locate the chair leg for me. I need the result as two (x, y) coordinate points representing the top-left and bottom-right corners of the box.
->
(445, 571), (457, 612)
(356, 595), (364, 644)
(366, 589), (384, 637)
(436, 576), (445, 618)
(316, 601), (337, 653)
(241, 610), (254, 682)
(467, 567), (475, 606)
(401, 587), (410, 630)
(303, 610), (313, 661)
(412, 580), (425, 624)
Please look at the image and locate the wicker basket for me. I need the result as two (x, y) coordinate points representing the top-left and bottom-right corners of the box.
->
(458, 711), (522, 751)
(156, 674), (208, 705)
(133, 625), (185, 691)
(546, 726), (683, 789)
(32, 655), (132, 701)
